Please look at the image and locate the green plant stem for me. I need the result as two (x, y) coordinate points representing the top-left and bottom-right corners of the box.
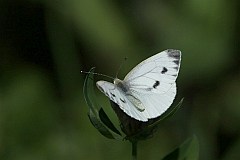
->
(132, 141), (138, 160)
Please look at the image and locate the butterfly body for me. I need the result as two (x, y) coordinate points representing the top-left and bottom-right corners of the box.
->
(96, 49), (181, 122)
(114, 78), (145, 112)
(114, 78), (129, 93)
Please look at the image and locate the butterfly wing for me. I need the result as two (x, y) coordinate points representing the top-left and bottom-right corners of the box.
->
(96, 81), (149, 121)
(123, 49), (181, 119)
(96, 49), (181, 122)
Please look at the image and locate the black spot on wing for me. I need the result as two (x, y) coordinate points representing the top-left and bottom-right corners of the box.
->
(153, 81), (160, 89)
(161, 67), (168, 74)
(120, 98), (126, 103)
(167, 49), (180, 59)
(173, 66), (179, 70)
(173, 60), (179, 65)
(111, 93), (116, 97)
(97, 85), (104, 93)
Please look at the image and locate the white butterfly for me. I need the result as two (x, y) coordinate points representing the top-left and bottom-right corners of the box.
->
(96, 49), (181, 122)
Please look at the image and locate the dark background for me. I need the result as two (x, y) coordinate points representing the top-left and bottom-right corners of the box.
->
(0, 0), (240, 159)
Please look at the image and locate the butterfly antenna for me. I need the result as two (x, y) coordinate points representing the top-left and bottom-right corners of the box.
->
(80, 70), (115, 80)
(115, 57), (128, 78)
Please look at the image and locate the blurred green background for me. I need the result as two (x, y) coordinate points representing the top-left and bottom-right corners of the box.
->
(0, 0), (240, 159)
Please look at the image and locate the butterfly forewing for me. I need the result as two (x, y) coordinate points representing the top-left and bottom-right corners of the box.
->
(125, 49), (180, 83)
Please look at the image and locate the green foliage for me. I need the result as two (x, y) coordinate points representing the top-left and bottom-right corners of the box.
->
(126, 98), (184, 141)
(83, 68), (122, 140)
(161, 135), (199, 160)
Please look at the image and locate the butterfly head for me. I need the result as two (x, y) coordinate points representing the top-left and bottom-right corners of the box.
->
(113, 78), (122, 85)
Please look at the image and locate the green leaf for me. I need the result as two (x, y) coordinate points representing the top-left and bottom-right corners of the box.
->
(83, 67), (99, 115)
(99, 108), (122, 136)
(88, 109), (115, 139)
(161, 135), (199, 160)
(83, 68), (122, 140)
(221, 135), (240, 160)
